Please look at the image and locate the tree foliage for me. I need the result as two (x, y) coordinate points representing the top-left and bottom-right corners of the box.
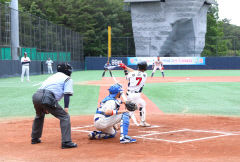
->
(18, 1), (240, 57)
(202, 5), (228, 56)
(19, 0), (133, 57)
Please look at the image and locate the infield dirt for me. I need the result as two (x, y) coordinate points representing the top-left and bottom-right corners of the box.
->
(1, 76), (240, 162)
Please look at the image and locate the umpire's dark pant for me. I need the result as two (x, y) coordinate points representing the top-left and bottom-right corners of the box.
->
(31, 90), (72, 143)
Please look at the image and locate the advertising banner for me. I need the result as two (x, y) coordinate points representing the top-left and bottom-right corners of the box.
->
(127, 57), (205, 65)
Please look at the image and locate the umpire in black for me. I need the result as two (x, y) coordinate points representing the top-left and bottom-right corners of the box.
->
(31, 63), (77, 149)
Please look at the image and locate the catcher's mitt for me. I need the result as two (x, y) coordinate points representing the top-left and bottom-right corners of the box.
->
(125, 101), (138, 111)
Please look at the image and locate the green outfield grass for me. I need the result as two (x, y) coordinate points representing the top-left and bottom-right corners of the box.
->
(0, 70), (240, 118)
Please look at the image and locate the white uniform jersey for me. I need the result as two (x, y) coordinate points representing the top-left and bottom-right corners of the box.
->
(154, 60), (163, 67)
(46, 60), (53, 66)
(127, 71), (147, 92)
(21, 57), (31, 66)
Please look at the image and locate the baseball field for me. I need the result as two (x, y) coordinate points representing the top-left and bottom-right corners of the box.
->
(1, 70), (240, 161)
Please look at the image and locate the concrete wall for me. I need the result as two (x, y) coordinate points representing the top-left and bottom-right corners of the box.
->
(85, 57), (240, 70)
(125, 0), (216, 57)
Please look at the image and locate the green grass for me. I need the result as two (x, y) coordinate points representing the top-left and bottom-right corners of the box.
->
(0, 70), (240, 118)
(144, 82), (240, 116)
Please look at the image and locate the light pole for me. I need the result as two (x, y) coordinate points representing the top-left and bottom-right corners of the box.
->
(10, 0), (20, 60)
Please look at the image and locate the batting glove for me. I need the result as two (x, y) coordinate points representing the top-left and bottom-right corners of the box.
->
(119, 63), (127, 70)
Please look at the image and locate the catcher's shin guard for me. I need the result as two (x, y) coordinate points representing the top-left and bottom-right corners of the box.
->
(120, 112), (130, 137)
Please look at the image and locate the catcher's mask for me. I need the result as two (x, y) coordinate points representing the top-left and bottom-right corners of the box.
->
(57, 63), (72, 76)
(137, 61), (148, 71)
(108, 83), (123, 98)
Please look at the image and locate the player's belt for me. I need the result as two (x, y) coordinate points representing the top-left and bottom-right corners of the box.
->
(127, 90), (139, 93)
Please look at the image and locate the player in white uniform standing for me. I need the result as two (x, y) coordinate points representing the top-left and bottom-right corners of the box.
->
(46, 58), (54, 74)
(21, 52), (31, 82)
(151, 56), (164, 78)
(119, 61), (151, 127)
(88, 84), (136, 143)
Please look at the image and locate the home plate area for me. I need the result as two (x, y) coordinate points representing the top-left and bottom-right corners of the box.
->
(72, 124), (238, 144)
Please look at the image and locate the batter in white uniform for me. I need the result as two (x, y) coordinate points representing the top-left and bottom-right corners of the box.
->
(119, 61), (151, 127)
(151, 56), (164, 78)
(88, 84), (136, 144)
(21, 52), (31, 82)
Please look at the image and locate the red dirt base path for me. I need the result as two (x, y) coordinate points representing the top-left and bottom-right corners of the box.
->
(1, 76), (240, 162)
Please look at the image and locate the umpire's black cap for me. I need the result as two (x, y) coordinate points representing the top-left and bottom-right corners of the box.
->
(57, 63), (72, 76)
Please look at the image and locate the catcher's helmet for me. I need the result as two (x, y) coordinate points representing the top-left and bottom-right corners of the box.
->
(137, 61), (147, 71)
(57, 63), (72, 76)
(108, 83), (123, 98)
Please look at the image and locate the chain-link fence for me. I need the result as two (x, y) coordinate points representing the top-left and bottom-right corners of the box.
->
(0, 3), (84, 62)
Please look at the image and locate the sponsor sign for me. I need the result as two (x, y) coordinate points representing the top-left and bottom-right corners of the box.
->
(128, 57), (205, 65)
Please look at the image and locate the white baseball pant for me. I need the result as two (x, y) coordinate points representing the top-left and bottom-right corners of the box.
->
(152, 66), (163, 73)
(21, 65), (30, 82)
(94, 114), (122, 135)
(47, 66), (53, 74)
(127, 92), (146, 122)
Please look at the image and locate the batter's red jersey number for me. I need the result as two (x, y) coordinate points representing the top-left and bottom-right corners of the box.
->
(136, 77), (142, 85)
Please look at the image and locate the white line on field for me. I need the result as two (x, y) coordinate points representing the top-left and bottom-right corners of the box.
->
(139, 129), (190, 137)
(71, 125), (240, 143)
(147, 125), (161, 129)
(72, 130), (92, 133)
(33, 82), (42, 86)
(132, 136), (179, 143)
(177, 134), (233, 143)
(188, 129), (237, 135)
(72, 125), (94, 130)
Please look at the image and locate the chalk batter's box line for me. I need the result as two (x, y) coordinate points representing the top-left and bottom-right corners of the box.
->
(133, 128), (239, 144)
(72, 125), (239, 144)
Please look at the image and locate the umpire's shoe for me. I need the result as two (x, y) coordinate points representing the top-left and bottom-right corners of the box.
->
(61, 141), (77, 149)
(31, 138), (41, 144)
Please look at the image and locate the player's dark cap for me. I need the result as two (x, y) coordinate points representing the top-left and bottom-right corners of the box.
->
(137, 61), (148, 71)
(57, 63), (72, 76)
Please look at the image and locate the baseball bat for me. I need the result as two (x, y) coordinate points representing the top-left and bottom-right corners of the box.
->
(112, 75), (127, 102)
(112, 73), (139, 126)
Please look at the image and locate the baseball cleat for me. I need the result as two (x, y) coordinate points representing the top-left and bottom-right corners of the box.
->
(139, 121), (151, 127)
(31, 138), (41, 144)
(88, 131), (97, 140)
(61, 141), (77, 149)
(120, 135), (137, 144)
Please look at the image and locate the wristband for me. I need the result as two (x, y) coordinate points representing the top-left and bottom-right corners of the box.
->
(112, 110), (117, 115)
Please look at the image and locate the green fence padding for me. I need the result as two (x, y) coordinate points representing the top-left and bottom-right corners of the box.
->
(36, 52), (71, 61)
(0, 48), (11, 60)
(0, 47), (71, 61)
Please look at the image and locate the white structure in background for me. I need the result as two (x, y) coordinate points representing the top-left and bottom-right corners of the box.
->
(124, 0), (217, 57)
